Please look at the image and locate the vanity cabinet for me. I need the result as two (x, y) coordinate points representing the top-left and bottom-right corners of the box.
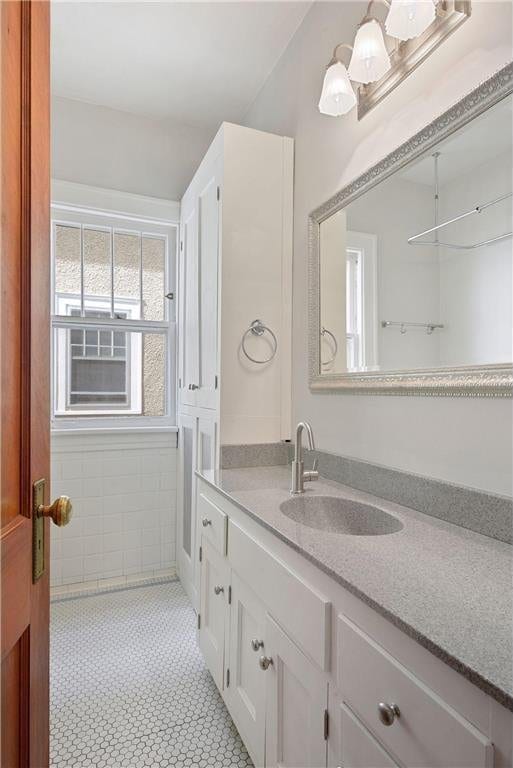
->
(198, 538), (230, 692)
(195, 477), (512, 768)
(225, 572), (267, 768)
(328, 694), (399, 768)
(338, 617), (493, 768)
(177, 122), (293, 607)
(263, 614), (328, 768)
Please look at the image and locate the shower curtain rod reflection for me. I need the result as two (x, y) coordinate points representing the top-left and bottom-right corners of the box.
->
(408, 191), (512, 250)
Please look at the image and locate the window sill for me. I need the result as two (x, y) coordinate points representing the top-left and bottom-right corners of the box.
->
(51, 425), (178, 437)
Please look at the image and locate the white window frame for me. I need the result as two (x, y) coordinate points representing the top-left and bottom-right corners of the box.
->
(346, 231), (379, 372)
(51, 204), (178, 431)
(54, 294), (142, 416)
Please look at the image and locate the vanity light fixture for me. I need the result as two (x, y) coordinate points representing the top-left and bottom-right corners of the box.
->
(385, 0), (437, 41)
(318, 44), (356, 116)
(348, 17), (391, 84)
(318, 0), (471, 119)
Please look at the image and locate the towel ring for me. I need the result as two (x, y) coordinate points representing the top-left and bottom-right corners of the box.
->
(241, 319), (277, 364)
(321, 326), (338, 367)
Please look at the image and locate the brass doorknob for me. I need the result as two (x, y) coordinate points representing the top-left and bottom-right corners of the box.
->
(38, 496), (73, 526)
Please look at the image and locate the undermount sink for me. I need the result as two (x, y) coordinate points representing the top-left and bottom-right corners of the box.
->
(279, 495), (403, 536)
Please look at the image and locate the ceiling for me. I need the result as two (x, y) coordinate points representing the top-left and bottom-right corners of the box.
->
(51, 1), (311, 129)
(400, 95), (512, 187)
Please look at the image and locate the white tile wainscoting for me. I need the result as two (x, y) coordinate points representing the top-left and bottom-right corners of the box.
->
(50, 429), (178, 592)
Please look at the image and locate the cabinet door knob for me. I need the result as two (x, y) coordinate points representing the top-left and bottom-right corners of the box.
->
(189, 383), (199, 390)
(378, 702), (400, 726)
(251, 639), (264, 652)
(214, 585), (224, 595)
(259, 656), (273, 671)
(202, 518), (212, 527)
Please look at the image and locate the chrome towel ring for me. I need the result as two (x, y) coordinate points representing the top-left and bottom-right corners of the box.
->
(321, 326), (338, 367)
(241, 319), (277, 364)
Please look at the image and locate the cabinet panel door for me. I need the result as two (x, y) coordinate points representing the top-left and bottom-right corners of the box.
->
(226, 573), (266, 768)
(176, 412), (197, 605)
(199, 539), (230, 692)
(180, 205), (199, 406)
(328, 691), (399, 768)
(197, 412), (218, 474)
(265, 615), (328, 768)
(193, 413), (219, 602)
(196, 171), (220, 410)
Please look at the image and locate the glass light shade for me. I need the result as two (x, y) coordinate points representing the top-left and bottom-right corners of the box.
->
(348, 19), (391, 84)
(318, 61), (357, 116)
(385, 0), (436, 41)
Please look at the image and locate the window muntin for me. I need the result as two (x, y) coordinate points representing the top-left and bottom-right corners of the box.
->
(51, 209), (177, 427)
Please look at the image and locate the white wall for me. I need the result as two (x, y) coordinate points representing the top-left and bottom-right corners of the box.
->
(346, 177), (440, 370)
(52, 96), (214, 200)
(439, 150), (512, 366)
(51, 431), (177, 591)
(244, 0), (512, 495)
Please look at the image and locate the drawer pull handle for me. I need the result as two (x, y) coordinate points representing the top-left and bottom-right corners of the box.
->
(214, 585), (224, 595)
(202, 518), (212, 527)
(251, 639), (264, 652)
(259, 656), (273, 671)
(378, 702), (400, 726)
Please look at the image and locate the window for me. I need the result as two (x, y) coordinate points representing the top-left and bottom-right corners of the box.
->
(51, 207), (177, 428)
(346, 231), (379, 372)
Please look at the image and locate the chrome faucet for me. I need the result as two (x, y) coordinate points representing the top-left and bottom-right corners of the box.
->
(290, 422), (319, 495)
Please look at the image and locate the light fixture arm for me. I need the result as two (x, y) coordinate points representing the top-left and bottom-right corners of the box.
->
(328, 42), (353, 67)
(362, 0), (391, 24)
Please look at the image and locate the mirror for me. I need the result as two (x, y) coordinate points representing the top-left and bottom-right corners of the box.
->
(310, 65), (513, 396)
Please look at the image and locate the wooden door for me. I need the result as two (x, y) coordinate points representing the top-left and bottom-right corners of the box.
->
(225, 572), (266, 768)
(264, 615), (328, 768)
(198, 538), (229, 692)
(1, 2), (51, 767)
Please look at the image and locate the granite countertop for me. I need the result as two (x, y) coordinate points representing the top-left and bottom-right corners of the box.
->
(197, 465), (513, 711)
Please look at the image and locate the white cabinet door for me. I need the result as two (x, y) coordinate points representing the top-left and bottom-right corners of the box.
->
(225, 573), (266, 768)
(264, 614), (328, 768)
(179, 204), (199, 407)
(193, 412), (219, 601)
(196, 170), (220, 410)
(328, 691), (399, 768)
(199, 538), (230, 692)
(176, 412), (197, 604)
(197, 412), (218, 474)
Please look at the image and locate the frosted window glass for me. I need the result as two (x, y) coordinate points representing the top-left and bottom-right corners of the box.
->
(55, 225), (81, 296)
(114, 232), (140, 316)
(83, 229), (111, 303)
(142, 237), (165, 321)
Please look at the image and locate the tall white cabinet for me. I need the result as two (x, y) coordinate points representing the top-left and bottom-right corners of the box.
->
(176, 122), (294, 607)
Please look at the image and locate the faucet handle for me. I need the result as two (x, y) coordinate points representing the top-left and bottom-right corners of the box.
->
(304, 458), (319, 484)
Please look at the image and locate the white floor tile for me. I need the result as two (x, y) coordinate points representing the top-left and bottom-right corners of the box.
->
(50, 580), (253, 768)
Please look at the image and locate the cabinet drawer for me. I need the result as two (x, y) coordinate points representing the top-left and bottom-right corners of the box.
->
(229, 520), (331, 671)
(340, 703), (399, 768)
(198, 492), (228, 556)
(338, 616), (493, 768)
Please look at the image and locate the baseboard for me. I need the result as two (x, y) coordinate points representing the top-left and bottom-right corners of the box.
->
(50, 567), (177, 602)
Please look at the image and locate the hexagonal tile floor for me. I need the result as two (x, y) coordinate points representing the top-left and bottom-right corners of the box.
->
(51, 580), (253, 767)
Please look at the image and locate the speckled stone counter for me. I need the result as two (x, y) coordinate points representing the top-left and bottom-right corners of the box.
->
(197, 465), (513, 711)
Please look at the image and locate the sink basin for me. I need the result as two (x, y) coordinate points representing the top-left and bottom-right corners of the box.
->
(279, 495), (403, 536)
